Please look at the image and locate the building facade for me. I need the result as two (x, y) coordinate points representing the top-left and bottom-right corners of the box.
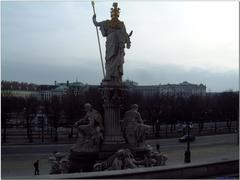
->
(2, 80), (207, 100)
(126, 80), (206, 97)
(158, 81), (206, 97)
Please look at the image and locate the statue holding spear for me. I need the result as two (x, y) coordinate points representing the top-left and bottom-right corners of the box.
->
(91, 1), (133, 84)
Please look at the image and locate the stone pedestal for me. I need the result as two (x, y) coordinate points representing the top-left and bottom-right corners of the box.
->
(99, 81), (128, 158)
(67, 136), (101, 172)
(103, 102), (125, 144)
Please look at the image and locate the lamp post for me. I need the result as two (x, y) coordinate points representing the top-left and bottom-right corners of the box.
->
(184, 103), (192, 163)
(184, 120), (191, 163)
(24, 107), (28, 136)
(2, 112), (8, 143)
(38, 106), (45, 143)
(41, 115), (44, 143)
(237, 109), (239, 145)
(24, 107), (32, 142)
(29, 113), (33, 143)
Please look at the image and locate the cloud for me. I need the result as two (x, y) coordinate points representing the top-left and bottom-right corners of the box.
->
(2, 60), (238, 92)
(1, 1), (239, 92)
(125, 62), (239, 92)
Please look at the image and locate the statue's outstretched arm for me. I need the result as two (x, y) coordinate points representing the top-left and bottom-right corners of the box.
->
(92, 14), (100, 26)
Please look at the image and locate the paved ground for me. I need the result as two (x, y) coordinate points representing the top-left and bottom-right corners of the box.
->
(2, 134), (238, 178)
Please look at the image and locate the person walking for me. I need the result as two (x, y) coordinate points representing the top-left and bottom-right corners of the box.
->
(33, 160), (40, 175)
(156, 144), (161, 153)
(155, 120), (160, 137)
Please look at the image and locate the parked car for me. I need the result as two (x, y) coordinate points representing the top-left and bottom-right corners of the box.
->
(179, 135), (196, 142)
(176, 123), (183, 132)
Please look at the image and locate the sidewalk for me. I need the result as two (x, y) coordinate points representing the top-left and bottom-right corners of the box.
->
(2, 135), (239, 178)
(2, 144), (238, 178)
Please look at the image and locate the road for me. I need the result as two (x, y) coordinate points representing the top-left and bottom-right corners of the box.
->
(148, 133), (238, 149)
(2, 133), (238, 155)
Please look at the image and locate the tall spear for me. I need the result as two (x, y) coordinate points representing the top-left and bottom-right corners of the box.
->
(91, 1), (106, 78)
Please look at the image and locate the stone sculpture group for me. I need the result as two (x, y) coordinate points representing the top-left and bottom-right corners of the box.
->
(49, 2), (167, 174)
(48, 102), (167, 173)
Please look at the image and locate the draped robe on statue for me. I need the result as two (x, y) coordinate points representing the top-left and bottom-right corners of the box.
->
(93, 18), (130, 83)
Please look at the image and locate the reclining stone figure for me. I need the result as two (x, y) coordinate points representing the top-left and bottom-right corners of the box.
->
(93, 148), (139, 171)
(93, 146), (168, 172)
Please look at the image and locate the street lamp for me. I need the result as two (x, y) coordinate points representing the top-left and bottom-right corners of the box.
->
(38, 106), (45, 143)
(184, 120), (192, 163)
(24, 107), (31, 142)
(29, 113), (33, 143)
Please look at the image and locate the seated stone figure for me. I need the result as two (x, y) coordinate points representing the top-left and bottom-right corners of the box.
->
(71, 103), (104, 152)
(121, 104), (150, 147)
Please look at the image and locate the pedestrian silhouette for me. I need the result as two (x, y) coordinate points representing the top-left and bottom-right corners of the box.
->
(155, 120), (160, 137)
(33, 160), (40, 175)
(156, 144), (160, 153)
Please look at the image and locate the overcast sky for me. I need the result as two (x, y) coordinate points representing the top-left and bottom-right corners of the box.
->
(1, 1), (239, 92)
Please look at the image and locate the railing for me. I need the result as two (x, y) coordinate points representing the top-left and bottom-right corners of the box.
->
(146, 121), (237, 139)
(2, 121), (237, 144)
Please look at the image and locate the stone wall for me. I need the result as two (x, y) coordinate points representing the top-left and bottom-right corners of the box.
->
(19, 158), (238, 179)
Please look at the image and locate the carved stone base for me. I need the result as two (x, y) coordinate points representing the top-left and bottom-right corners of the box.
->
(131, 148), (149, 160)
(68, 150), (99, 173)
(99, 143), (128, 160)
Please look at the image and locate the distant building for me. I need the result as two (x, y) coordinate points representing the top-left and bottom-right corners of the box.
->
(36, 85), (57, 101)
(133, 85), (159, 97)
(1, 81), (38, 98)
(159, 81), (206, 97)
(125, 80), (206, 97)
(36, 81), (90, 101)
(1, 80), (207, 100)
(68, 82), (90, 95)
(1, 89), (38, 98)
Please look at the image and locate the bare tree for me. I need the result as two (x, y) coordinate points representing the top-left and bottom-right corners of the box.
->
(50, 96), (62, 142)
